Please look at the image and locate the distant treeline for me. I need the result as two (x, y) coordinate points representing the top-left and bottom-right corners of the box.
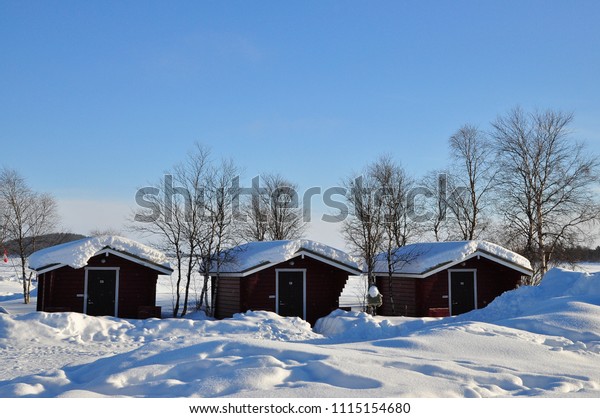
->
(2, 233), (86, 256)
(553, 245), (600, 263)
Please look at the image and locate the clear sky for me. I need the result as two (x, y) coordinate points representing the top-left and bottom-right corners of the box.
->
(1, 1), (599, 249)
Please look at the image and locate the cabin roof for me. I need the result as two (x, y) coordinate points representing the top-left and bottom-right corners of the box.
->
(28, 235), (173, 275)
(214, 240), (362, 276)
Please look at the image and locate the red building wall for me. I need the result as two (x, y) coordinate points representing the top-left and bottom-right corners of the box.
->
(376, 256), (525, 317)
(36, 252), (160, 318)
(215, 254), (352, 325)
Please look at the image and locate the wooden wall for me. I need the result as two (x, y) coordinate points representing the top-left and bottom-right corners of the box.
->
(37, 267), (84, 313)
(376, 276), (418, 316)
(36, 252), (160, 318)
(215, 255), (353, 325)
(214, 277), (241, 319)
(376, 256), (525, 317)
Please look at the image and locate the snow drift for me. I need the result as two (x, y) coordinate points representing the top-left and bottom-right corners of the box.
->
(317, 268), (600, 350)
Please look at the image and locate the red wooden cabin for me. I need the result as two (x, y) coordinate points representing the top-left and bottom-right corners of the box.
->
(29, 236), (173, 319)
(213, 240), (362, 325)
(373, 241), (533, 317)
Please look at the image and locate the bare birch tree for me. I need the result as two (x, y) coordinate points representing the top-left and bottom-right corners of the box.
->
(132, 145), (211, 316)
(197, 158), (239, 317)
(342, 170), (385, 290)
(238, 173), (306, 242)
(132, 144), (241, 316)
(419, 171), (452, 242)
(447, 124), (497, 240)
(0, 168), (58, 303)
(237, 177), (268, 242)
(370, 156), (418, 314)
(342, 156), (421, 314)
(491, 107), (600, 281)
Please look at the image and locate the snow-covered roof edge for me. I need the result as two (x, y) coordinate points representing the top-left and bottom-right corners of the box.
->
(214, 240), (362, 276)
(28, 236), (173, 274)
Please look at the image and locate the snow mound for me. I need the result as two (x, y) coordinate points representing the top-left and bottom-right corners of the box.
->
(0, 310), (318, 347)
(28, 235), (171, 271)
(314, 309), (440, 341)
(318, 268), (600, 350)
(222, 311), (319, 341)
(462, 268), (600, 348)
(368, 285), (380, 297)
(315, 310), (399, 340)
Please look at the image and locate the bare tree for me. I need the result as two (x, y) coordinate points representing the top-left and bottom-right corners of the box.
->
(238, 173), (306, 242)
(419, 171), (452, 242)
(342, 170), (385, 290)
(0, 193), (8, 246)
(491, 107), (600, 281)
(132, 144), (242, 317)
(370, 156), (418, 314)
(132, 177), (191, 317)
(89, 227), (123, 237)
(372, 156), (415, 248)
(238, 177), (268, 242)
(131, 145), (212, 317)
(0, 168), (58, 303)
(342, 156), (422, 314)
(447, 124), (497, 240)
(197, 158), (240, 317)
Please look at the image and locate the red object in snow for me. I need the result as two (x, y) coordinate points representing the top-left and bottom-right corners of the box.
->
(3, 249), (7, 263)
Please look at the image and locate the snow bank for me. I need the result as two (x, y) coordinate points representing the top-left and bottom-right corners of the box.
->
(462, 268), (600, 347)
(318, 268), (600, 351)
(2, 267), (600, 398)
(0, 310), (318, 346)
(314, 309), (441, 341)
(28, 235), (171, 271)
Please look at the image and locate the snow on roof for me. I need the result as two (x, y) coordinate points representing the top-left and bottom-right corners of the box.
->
(216, 240), (361, 275)
(373, 240), (532, 276)
(28, 236), (172, 273)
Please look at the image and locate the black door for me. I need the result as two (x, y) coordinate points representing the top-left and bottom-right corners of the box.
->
(278, 271), (304, 319)
(450, 271), (475, 315)
(87, 270), (117, 316)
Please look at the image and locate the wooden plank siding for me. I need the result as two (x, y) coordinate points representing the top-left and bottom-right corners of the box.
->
(36, 252), (160, 318)
(417, 270), (450, 317)
(215, 254), (351, 325)
(37, 267), (85, 313)
(376, 256), (524, 317)
(215, 277), (241, 319)
(375, 276), (418, 316)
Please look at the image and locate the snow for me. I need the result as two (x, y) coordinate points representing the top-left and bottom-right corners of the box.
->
(338, 274), (367, 310)
(1, 264), (600, 398)
(368, 285), (380, 297)
(217, 239), (360, 274)
(373, 240), (532, 275)
(27, 235), (172, 271)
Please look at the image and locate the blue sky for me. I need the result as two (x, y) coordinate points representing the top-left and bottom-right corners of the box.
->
(1, 1), (599, 247)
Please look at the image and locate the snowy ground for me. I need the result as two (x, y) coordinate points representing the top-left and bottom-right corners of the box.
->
(1, 261), (600, 398)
